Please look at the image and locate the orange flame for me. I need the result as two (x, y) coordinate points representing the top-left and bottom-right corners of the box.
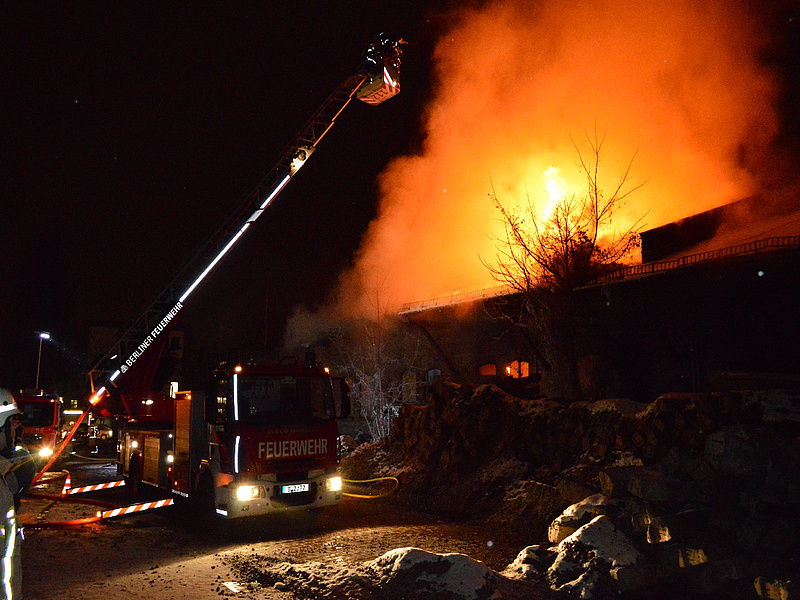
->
(542, 166), (568, 221)
(289, 0), (783, 337)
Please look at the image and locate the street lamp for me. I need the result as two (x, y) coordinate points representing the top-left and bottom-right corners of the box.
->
(35, 331), (51, 390)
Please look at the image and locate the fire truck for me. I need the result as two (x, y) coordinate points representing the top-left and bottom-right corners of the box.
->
(15, 392), (62, 460)
(120, 354), (350, 518)
(54, 35), (404, 520)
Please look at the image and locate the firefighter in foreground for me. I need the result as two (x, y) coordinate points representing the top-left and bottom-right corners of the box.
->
(0, 389), (25, 600)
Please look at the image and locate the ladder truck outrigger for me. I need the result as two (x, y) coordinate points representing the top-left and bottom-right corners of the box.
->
(38, 35), (403, 521)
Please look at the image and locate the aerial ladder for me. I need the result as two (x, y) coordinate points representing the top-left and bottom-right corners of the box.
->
(34, 35), (404, 480)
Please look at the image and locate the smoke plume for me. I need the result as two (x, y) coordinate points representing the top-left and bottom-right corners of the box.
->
(291, 0), (782, 342)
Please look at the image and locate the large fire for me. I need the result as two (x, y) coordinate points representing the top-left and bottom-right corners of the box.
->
(542, 166), (568, 221)
(307, 0), (784, 329)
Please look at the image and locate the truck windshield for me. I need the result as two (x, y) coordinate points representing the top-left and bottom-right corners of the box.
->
(18, 401), (58, 428)
(235, 375), (334, 424)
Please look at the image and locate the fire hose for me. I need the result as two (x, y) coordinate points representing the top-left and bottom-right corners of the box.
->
(7, 453), (104, 527)
(21, 468), (171, 529)
(23, 468), (116, 528)
(341, 476), (399, 499)
(31, 405), (93, 486)
(23, 478), (396, 527)
(23, 492), (115, 529)
(23, 467), (397, 528)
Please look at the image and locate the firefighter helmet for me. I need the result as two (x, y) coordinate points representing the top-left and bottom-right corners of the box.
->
(0, 388), (22, 428)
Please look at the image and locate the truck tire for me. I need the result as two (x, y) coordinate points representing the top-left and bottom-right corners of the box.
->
(192, 472), (220, 526)
(125, 454), (142, 495)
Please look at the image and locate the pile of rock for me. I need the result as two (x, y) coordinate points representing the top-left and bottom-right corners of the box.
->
(341, 384), (800, 598)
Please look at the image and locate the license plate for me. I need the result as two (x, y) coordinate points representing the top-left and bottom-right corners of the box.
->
(281, 483), (309, 494)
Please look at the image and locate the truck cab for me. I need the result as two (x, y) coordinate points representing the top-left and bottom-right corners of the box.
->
(15, 393), (62, 459)
(119, 354), (350, 521)
(195, 356), (349, 519)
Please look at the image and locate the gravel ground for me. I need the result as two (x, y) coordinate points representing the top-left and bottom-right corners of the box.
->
(19, 456), (557, 600)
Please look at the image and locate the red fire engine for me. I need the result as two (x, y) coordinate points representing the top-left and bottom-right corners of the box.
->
(121, 355), (350, 518)
(40, 36), (404, 520)
(15, 392), (62, 460)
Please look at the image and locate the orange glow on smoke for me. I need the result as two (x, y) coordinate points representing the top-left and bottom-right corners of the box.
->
(319, 0), (782, 325)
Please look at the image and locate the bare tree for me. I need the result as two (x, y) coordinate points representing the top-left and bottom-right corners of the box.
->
(330, 315), (423, 441)
(486, 133), (645, 399)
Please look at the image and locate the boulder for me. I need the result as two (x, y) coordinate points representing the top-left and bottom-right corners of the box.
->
(549, 494), (649, 546)
(753, 576), (798, 600)
(352, 383), (800, 596)
(488, 480), (567, 537)
(659, 447), (731, 500)
(644, 508), (710, 545)
(704, 425), (773, 484)
(548, 494), (611, 544)
(599, 465), (701, 505)
(503, 545), (557, 580)
(648, 392), (697, 414)
(555, 479), (598, 505)
(366, 547), (498, 599)
(739, 390), (800, 432)
(546, 515), (643, 598)
(586, 398), (648, 418)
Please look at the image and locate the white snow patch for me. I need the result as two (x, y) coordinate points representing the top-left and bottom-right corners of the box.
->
(503, 545), (549, 580)
(547, 515), (642, 598)
(559, 515), (641, 567)
(559, 494), (608, 521)
(608, 451), (643, 467)
(587, 398), (648, 417)
(548, 494), (609, 543)
(226, 546), (540, 600)
(366, 547), (495, 600)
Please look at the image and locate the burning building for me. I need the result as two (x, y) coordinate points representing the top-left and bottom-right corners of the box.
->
(285, 0), (798, 403)
(399, 194), (800, 402)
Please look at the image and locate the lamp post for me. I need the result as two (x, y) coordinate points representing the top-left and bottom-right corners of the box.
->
(35, 331), (51, 390)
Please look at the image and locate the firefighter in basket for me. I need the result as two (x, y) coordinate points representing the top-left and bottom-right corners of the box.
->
(0, 389), (29, 600)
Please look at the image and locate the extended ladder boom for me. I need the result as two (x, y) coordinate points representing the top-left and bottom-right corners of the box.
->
(87, 36), (403, 409)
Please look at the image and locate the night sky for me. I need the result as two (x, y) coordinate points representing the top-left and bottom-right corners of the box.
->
(1, 2), (437, 394)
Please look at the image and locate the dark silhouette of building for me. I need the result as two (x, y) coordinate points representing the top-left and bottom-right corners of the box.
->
(402, 195), (800, 401)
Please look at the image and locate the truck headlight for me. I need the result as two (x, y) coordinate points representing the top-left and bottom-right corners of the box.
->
(327, 476), (342, 492)
(38, 447), (54, 459)
(235, 485), (260, 501)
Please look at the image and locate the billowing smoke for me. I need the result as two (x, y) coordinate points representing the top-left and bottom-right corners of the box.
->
(288, 0), (782, 344)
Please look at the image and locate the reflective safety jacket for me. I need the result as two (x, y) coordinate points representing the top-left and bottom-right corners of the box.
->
(0, 456), (22, 599)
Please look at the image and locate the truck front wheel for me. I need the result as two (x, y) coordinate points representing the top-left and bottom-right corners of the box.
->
(192, 473), (219, 525)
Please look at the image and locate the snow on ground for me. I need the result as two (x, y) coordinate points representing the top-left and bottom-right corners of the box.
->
(22, 460), (555, 600)
(226, 545), (542, 600)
